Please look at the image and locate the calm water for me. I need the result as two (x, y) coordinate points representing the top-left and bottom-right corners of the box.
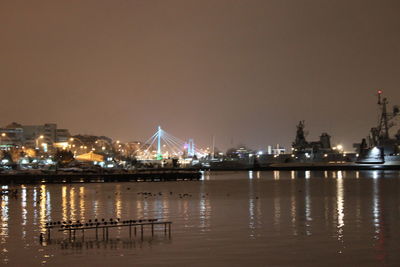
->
(1, 170), (400, 266)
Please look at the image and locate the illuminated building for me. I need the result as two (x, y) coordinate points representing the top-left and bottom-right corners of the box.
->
(0, 122), (71, 150)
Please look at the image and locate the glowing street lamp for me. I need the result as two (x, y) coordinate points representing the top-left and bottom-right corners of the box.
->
(36, 135), (44, 149)
(0, 133), (6, 148)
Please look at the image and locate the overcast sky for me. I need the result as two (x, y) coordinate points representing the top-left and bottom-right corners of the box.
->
(1, 0), (399, 151)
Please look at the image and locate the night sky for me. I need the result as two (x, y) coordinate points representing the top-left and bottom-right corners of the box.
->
(1, 0), (399, 151)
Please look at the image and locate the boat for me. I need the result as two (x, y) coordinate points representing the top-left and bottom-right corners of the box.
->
(356, 90), (400, 164)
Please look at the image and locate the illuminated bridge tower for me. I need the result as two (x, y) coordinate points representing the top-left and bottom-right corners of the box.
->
(187, 138), (195, 157)
(157, 126), (162, 160)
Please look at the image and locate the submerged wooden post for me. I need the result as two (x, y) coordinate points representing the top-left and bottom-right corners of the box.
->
(40, 233), (44, 244)
(140, 225), (143, 239)
(151, 223), (154, 236)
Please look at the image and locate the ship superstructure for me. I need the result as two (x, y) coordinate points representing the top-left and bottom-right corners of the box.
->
(357, 90), (400, 163)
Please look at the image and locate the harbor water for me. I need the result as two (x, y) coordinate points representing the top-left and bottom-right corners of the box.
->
(1, 170), (400, 266)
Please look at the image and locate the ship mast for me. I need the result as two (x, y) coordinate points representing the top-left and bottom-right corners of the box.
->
(377, 90), (389, 141)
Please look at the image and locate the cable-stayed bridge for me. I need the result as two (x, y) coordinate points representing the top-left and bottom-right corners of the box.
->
(136, 126), (208, 160)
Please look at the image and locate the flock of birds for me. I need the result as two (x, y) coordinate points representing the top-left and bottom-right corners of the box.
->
(137, 191), (195, 199)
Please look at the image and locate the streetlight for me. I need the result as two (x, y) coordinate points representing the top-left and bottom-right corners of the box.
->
(0, 133), (6, 149)
(69, 137), (86, 156)
(95, 138), (112, 152)
(35, 135), (44, 149)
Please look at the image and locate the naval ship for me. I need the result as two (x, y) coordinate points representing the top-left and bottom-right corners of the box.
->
(356, 90), (400, 164)
(198, 90), (400, 170)
(258, 120), (357, 169)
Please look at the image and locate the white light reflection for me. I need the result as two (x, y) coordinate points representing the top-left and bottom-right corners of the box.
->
(200, 170), (205, 181)
(33, 188), (38, 225)
(324, 171), (328, 178)
(114, 185), (122, 237)
(21, 186), (27, 239)
(21, 186), (27, 226)
(62, 186), (68, 223)
(256, 171), (260, 179)
(199, 184), (211, 231)
(182, 199), (190, 223)
(114, 185), (121, 219)
(305, 177), (312, 235)
(136, 199), (143, 219)
(154, 196), (164, 223)
(70, 187), (76, 222)
(39, 185), (47, 232)
(46, 190), (51, 220)
(79, 187), (86, 221)
(273, 184), (281, 232)
(143, 197), (149, 219)
(336, 174), (344, 242)
(291, 171), (295, 179)
(248, 197), (255, 237)
(0, 187), (9, 264)
(305, 171), (311, 179)
(356, 171), (360, 179)
(290, 181), (297, 236)
(273, 171), (280, 180)
(372, 177), (380, 237)
(93, 200), (99, 216)
(248, 176), (256, 237)
(248, 171), (253, 179)
(204, 171), (210, 181)
(162, 195), (170, 221)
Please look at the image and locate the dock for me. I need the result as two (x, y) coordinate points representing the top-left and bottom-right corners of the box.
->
(0, 169), (201, 184)
(42, 218), (172, 242)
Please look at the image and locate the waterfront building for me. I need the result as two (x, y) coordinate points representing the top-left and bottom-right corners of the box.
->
(0, 122), (71, 151)
(0, 123), (24, 149)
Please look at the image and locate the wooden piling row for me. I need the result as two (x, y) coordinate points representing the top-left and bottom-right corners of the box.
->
(42, 218), (172, 242)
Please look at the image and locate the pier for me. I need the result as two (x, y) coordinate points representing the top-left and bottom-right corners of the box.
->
(0, 169), (201, 184)
(42, 218), (172, 242)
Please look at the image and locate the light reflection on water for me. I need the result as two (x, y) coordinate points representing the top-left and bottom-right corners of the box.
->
(336, 174), (344, 242)
(0, 171), (399, 266)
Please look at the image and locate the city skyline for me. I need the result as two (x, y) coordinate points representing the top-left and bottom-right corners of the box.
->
(1, 0), (400, 151)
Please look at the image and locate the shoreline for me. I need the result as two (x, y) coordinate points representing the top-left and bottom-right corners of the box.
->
(0, 169), (201, 184)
